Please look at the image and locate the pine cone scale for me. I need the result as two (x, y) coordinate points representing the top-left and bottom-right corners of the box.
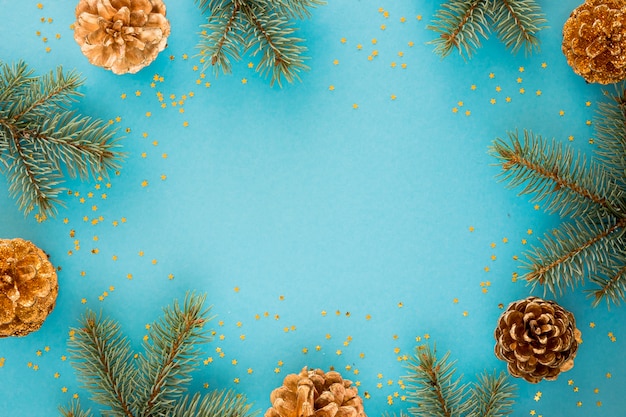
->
(74, 0), (170, 74)
(266, 368), (366, 417)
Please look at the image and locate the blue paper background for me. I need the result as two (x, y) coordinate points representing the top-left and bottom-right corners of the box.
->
(1, 0), (625, 416)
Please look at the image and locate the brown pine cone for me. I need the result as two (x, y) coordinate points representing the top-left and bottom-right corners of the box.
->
(494, 297), (582, 383)
(74, 0), (171, 74)
(562, 0), (626, 84)
(265, 367), (367, 417)
(0, 238), (58, 337)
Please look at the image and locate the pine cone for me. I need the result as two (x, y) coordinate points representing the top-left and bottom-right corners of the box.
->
(265, 367), (367, 417)
(73, 0), (171, 75)
(0, 238), (58, 337)
(494, 297), (582, 383)
(562, 0), (626, 84)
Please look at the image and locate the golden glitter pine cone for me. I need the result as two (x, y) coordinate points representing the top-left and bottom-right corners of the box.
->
(74, 0), (171, 74)
(562, 0), (626, 84)
(265, 367), (367, 417)
(0, 238), (58, 337)
(494, 296), (582, 383)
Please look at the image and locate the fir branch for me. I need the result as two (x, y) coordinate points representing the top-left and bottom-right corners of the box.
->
(588, 253), (626, 308)
(428, 0), (546, 59)
(168, 389), (257, 417)
(271, 0), (326, 19)
(524, 215), (626, 296)
(3, 141), (64, 218)
(490, 130), (621, 218)
(135, 293), (213, 417)
(67, 310), (139, 417)
(240, 5), (309, 87)
(63, 294), (245, 417)
(382, 411), (411, 417)
(29, 112), (120, 180)
(195, 0), (224, 15)
(405, 344), (469, 417)
(10, 66), (83, 122)
(59, 399), (94, 417)
(594, 86), (626, 192)
(465, 371), (516, 417)
(197, 1), (244, 76)
(195, 0), (321, 86)
(428, 0), (490, 59)
(487, 0), (546, 55)
(0, 60), (123, 219)
(0, 61), (35, 109)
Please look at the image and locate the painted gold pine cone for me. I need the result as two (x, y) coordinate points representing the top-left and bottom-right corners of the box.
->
(562, 0), (626, 84)
(0, 238), (58, 337)
(73, 0), (171, 75)
(494, 296), (582, 383)
(265, 367), (367, 417)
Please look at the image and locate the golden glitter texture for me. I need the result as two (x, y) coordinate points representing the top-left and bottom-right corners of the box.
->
(0, 238), (58, 337)
(562, 0), (626, 84)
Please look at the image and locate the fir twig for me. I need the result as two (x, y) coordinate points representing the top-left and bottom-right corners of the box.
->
(135, 293), (213, 417)
(382, 411), (411, 417)
(491, 88), (626, 307)
(490, 130), (622, 217)
(594, 85), (626, 193)
(62, 293), (255, 417)
(169, 389), (257, 417)
(68, 310), (138, 417)
(524, 215), (626, 296)
(0, 60), (123, 219)
(465, 371), (516, 417)
(59, 399), (93, 417)
(428, 0), (490, 59)
(428, 0), (546, 59)
(404, 344), (516, 417)
(488, 0), (546, 55)
(195, 0), (322, 86)
(588, 253), (626, 308)
(240, 4), (308, 86)
(405, 345), (470, 417)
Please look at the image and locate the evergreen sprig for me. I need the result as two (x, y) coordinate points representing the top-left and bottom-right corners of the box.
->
(195, 0), (324, 86)
(404, 344), (516, 417)
(59, 293), (256, 417)
(428, 0), (546, 59)
(0, 60), (123, 220)
(490, 87), (626, 308)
